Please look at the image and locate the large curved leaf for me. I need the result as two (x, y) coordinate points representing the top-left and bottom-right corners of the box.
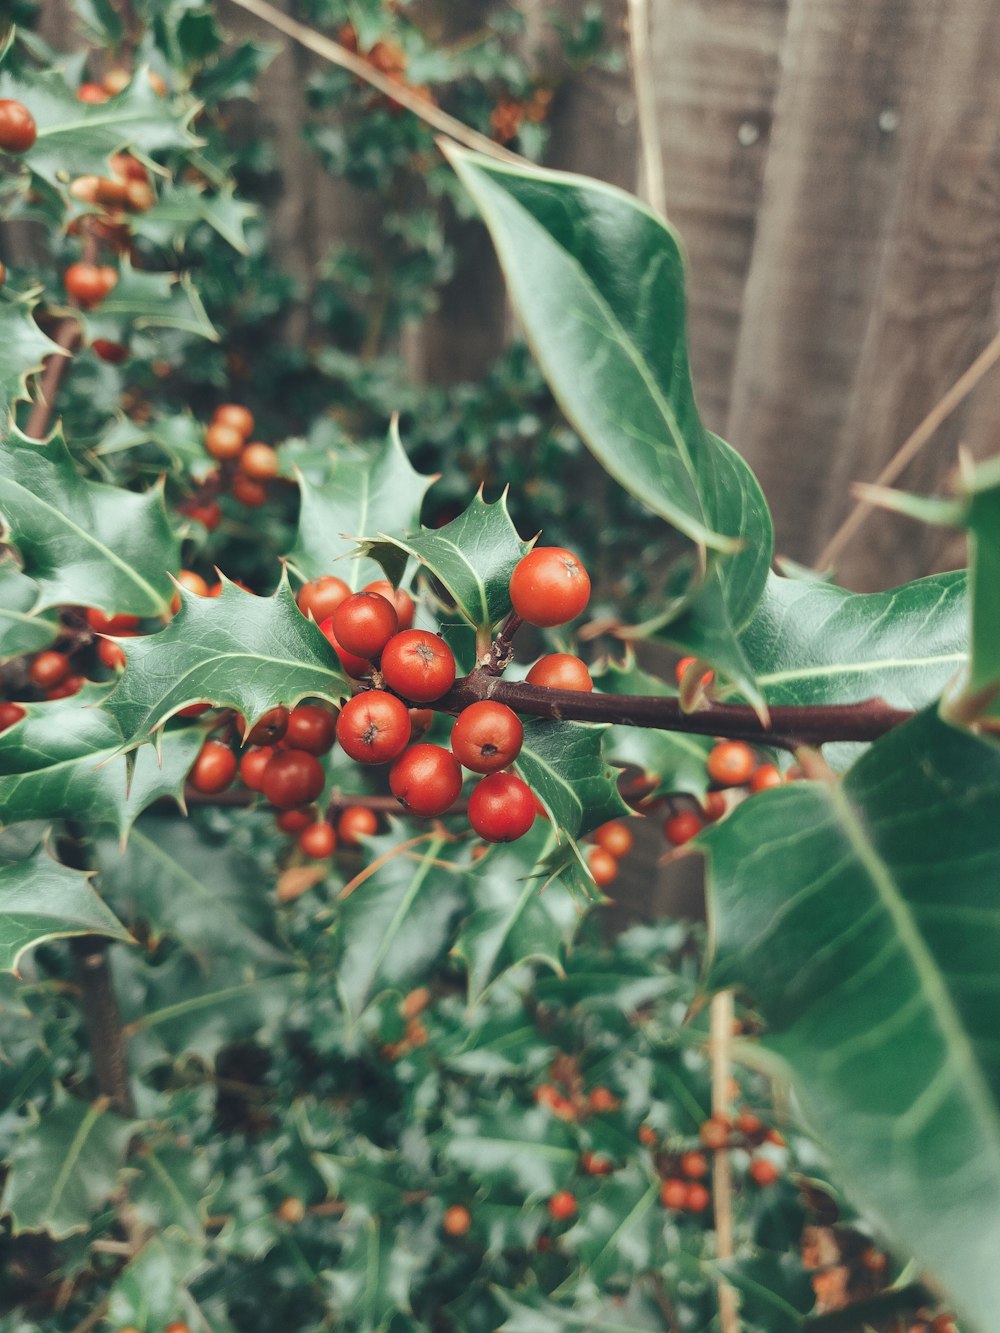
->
(0, 293), (64, 411)
(0, 564), (58, 663)
(702, 708), (1000, 1333)
(515, 720), (629, 840)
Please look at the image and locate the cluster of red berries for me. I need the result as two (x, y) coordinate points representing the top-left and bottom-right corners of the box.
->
(336, 24), (435, 113)
(489, 87), (553, 144)
(76, 67), (168, 105)
(641, 1109), (786, 1214)
(186, 403), (281, 517)
(585, 819), (634, 889)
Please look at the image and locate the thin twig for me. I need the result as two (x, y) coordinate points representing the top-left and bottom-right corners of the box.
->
(801, 1284), (930, 1332)
(817, 324), (1000, 570)
(481, 610), (523, 675)
(627, 0), (666, 217)
(338, 832), (436, 901)
(68, 1299), (110, 1333)
(710, 990), (740, 1333)
(222, 0), (523, 165)
(25, 318), (81, 440)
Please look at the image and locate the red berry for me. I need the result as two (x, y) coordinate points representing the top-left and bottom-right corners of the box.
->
(594, 820), (633, 859)
(77, 82), (108, 103)
(64, 262), (115, 308)
(284, 704), (336, 755)
(588, 1086), (618, 1113)
(86, 607), (141, 635)
(684, 1183), (711, 1212)
(735, 1110), (763, 1137)
(450, 700), (523, 773)
(748, 1158), (780, 1187)
(525, 653), (593, 692)
(663, 810), (703, 846)
(187, 501), (222, 530)
(588, 846), (618, 887)
(702, 790), (728, 822)
(231, 474), (267, 507)
(189, 739), (237, 794)
(176, 569), (210, 597)
(509, 547), (590, 627)
(212, 404), (254, 437)
(244, 705), (289, 747)
(363, 579), (415, 629)
(276, 806), (315, 834)
(706, 741), (756, 788)
(46, 675), (84, 700)
(546, 1190), (577, 1222)
(317, 617), (371, 679)
(241, 442), (279, 480)
(679, 1151), (709, 1179)
(380, 630), (456, 703)
(0, 701), (26, 733)
(674, 656), (714, 690)
(442, 1204), (472, 1237)
(749, 763), (782, 793)
(699, 1116), (730, 1150)
(298, 575), (351, 623)
(261, 749), (325, 809)
(581, 1151), (614, 1176)
(205, 422), (245, 461)
(336, 690), (410, 765)
(0, 100), (37, 154)
(28, 651), (71, 689)
(468, 772), (536, 843)
(239, 746), (274, 791)
(389, 744), (463, 816)
(97, 636), (131, 671)
(92, 339), (128, 364)
(298, 821), (336, 858)
(638, 1124), (658, 1148)
(331, 592), (398, 660)
(659, 1178), (687, 1210)
(337, 805), (378, 845)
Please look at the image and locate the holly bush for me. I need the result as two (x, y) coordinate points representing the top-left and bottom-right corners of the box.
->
(0, 6), (994, 1333)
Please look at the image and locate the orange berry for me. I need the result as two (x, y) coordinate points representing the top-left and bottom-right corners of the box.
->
(241, 442), (279, 479)
(213, 404), (254, 437)
(581, 1151), (614, 1176)
(204, 422), (245, 461)
(706, 741), (756, 787)
(588, 1086), (619, 1113)
(638, 1124), (658, 1147)
(276, 1196), (306, 1223)
(748, 1157), (780, 1187)
(659, 1178), (687, 1209)
(749, 763), (782, 793)
(684, 1182), (711, 1212)
(231, 474), (268, 507)
(663, 810), (703, 846)
(587, 846), (618, 887)
(699, 1116), (730, 1150)
(546, 1190), (577, 1222)
(594, 820), (633, 859)
(679, 1151), (709, 1179)
(442, 1204), (472, 1237)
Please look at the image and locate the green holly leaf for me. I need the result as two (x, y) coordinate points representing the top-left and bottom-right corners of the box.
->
(94, 817), (286, 966)
(321, 1212), (421, 1332)
(0, 64), (198, 192)
(2, 1089), (137, 1237)
(441, 1105), (577, 1196)
(102, 576), (346, 747)
(85, 260), (218, 342)
(0, 423), (180, 618)
(0, 563), (59, 662)
(558, 1168), (662, 1292)
(515, 719), (629, 840)
(452, 824), (573, 1004)
(596, 654), (712, 798)
(336, 831), (467, 1023)
(127, 1142), (219, 1241)
(360, 490), (530, 633)
(701, 707), (1000, 1333)
(130, 182), (256, 253)
(0, 292), (64, 410)
(286, 421), (436, 589)
(445, 147), (772, 701)
(717, 1251), (815, 1332)
(497, 1289), (665, 1333)
(0, 685), (202, 837)
(105, 1233), (209, 1332)
(0, 845), (130, 974)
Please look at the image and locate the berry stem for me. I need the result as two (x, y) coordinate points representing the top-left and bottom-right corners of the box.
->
(25, 317), (81, 440)
(482, 611), (523, 676)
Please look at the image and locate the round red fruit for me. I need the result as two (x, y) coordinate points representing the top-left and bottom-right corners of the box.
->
(468, 772), (536, 843)
(64, 261), (115, 308)
(188, 501), (222, 530)
(212, 404), (254, 437)
(706, 740), (756, 788)
(86, 608), (140, 634)
(92, 339), (128, 364)
(0, 701), (26, 732)
(239, 746), (274, 791)
(204, 422), (244, 461)
(748, 1158), (780, 1187)
(28, 651), (71, 689)
(336, 690), (410, 765)
(298, 821), (336, 858)
(594, 821), (633, 859)
(442, 1204), (472, 1237)
(588, 846), (618, 888)
(525, 653), (593, 692)
(450, 700), (523, 773)
(276, 806), (315, 834)
(380, 630), (456, 703)
(261, 749), (325, 809)
(47, 675), (84, 700)
(337, 805), (378, 845)
(189, 740), (237, 794)
(231, 474), (267, 507)
(331, 592), (398, 660)
(684, 1183), (711, 1212)
(659, 1178), (687, 1210)
(546, 1190), (577, 1222)
(588, 1086), (618, 1113)
(702, 791), (727, 822)
(364, 579), (415, 629)
(663, 810), (703, 846)
(244, 705), (289, 747)
(241, 442), (279, 479)
(298, 575), (350, 622)
(509, 546), (590, 627)
(97, 636), (131, 671)
(0, 100), (37, 154)
(285, 704), (336, 755)
(750, 763), (782, 793)
(318, 617), (371, 679)
(389, 744), (463, 816)
(77, 82), (108, 103)
(679, 1151), (709, 1179)
(699, 1115), (730, 1150)
(581, 1151), (614, 1176)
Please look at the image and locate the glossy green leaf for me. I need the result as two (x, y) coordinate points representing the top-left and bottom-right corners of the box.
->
(559, 1168), (662, 1292)
(105, 1233), (209, 1331)
(0, 563), (58, 662)
(131, 182), (256, 252)
(94, 817), (286, 965)
(321, 1212), (421, 1331)
(0, 686), (201, 836)
(452, 824), (573, 1003)
(2, 1089), (136, 1237)
(0, 424), (180, 618)
(0, 293), (64, 410)
(597, 654), (712, 798)
(498, 1290), (665, 1333)
(0, 845), (130, 973)
(126, 1143), (218, 1242)
(702, 708), (1000, 1333)
(286, 422), (435, 590)
(336, 832), (466, 1022)
(717, 1251), (814, 1332)
(85, 262), (218, 342)
(360, 490), (530, 632)
(441, 1105), (577, 1195)
(102, 576), (346, 746)
(515, 719), (628, 839)
(960, 460), (1000, 714)
(0, 64), (198, 191)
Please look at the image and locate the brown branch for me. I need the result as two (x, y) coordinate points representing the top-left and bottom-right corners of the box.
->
(25, 318), (81, 440)
(802, 1284), (930, 1332)
(481, 610), (523, 676)
(69, 937), (136, 1118)
(710, 991), (740, 1333)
